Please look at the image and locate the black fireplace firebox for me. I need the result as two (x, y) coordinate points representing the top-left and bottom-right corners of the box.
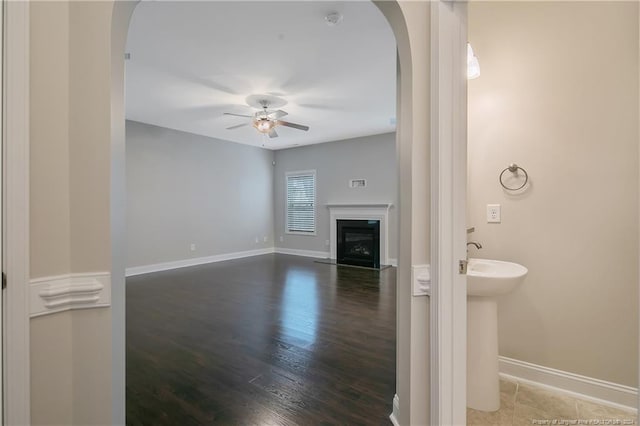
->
(336, 219), (381, 269)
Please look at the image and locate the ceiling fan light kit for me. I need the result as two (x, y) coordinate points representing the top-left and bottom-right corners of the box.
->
(253, 117), (275, 133)
(224, 94), (310, 139)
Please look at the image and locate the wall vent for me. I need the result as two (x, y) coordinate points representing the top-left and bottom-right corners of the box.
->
(349, 179), (367, 188)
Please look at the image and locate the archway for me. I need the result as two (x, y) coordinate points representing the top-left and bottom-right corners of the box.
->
(110, 1), (430, 425)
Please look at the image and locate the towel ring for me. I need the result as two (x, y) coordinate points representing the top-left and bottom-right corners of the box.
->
(499, 163), (528, 191)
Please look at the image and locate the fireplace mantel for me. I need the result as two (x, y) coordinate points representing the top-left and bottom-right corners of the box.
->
(326, 203), (393, 209)
(326, 203), (392, 265)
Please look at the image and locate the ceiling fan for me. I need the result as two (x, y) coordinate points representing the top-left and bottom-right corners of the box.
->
(223, 99), (309, 139)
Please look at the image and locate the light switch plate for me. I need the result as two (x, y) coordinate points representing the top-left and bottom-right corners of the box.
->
(487, 204), (501, 223)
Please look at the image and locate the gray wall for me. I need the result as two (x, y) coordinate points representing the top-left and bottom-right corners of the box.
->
(273, 133), (398, 260)
(468, 1), (638, 386)
(126, 120), (275, 267)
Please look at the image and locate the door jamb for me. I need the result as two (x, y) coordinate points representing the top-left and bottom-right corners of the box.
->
(3, 1), (31, 424)
(430, 1), (468, 425)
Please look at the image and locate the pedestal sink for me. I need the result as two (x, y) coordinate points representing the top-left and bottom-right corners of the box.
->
(467, 258), (528, 412)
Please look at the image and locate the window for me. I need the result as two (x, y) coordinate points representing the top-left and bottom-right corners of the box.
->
(286, 170), (316, 235)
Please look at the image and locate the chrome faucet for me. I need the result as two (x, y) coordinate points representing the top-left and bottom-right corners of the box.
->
(467, 241), (482, 250)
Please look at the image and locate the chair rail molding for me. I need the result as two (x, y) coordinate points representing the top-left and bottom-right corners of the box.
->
(29, 273), (111, 318)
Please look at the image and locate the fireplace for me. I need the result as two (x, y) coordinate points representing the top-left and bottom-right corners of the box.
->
(327, 203), (392, 266)
(337, 219), (380, 269)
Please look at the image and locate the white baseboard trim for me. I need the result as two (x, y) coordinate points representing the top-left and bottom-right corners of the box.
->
(275, 247), (396, 266)
(30, 272), (111, 318)
(499, 356), (638, 412)
(389, 394), (400, 426)
(125, 248), (275, 277)
(273, 247), (330, 259)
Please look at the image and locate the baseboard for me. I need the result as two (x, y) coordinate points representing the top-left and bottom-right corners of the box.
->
(126, 247), (336, 277)
(125, 248), (275, 277)
(274, 247), (397, 266)
(389, 394), (400, 426)
(30, 272), (111, 317)
(273, 247), (330, 259)
(499, 356), (638, 412)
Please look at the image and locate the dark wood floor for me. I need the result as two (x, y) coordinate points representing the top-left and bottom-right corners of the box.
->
(126, 253), (396, 425)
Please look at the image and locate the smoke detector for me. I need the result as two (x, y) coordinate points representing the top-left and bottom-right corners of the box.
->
(325, 12), (343, 26)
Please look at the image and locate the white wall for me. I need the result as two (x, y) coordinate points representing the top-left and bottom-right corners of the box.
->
(468, 1), (639, 387)
(126, 120), (275, 268)
(273, 133), (398, 260)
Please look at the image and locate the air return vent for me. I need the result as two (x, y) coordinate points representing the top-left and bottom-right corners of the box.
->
(349, 179), (367, 188)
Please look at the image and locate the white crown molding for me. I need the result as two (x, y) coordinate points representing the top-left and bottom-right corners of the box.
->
(389, 394), (400, 426)
(125, 248), (275, 277)
(30, 273), (111, 318)
(274, 247), (330, 259)
(499, 356), (638, 412)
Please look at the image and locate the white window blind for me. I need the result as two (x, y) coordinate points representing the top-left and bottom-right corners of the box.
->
(286, 171), (316, 234)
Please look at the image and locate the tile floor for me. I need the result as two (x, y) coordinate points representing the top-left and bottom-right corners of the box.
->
(467, 380), (638, 426)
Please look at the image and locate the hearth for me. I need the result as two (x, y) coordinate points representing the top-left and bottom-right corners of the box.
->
(336, 219), (380, 269)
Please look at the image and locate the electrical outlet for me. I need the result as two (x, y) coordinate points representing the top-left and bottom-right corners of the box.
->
(325, 240), (330, 246)
(487, 204), (501, 223)
(279, 236), (284, 243)
(190, 243), (196, 251)
(255, 237), (259, 244)
(263, 236), (268, 243)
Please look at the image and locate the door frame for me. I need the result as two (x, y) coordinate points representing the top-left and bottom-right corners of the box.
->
(3, 1), (30, 425)
(430, 1), (468, 425)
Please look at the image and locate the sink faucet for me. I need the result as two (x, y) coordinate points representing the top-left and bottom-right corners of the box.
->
(467, 241), (482, 250)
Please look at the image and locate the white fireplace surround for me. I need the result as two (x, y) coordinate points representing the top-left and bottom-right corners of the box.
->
(327, 203), (392, 266)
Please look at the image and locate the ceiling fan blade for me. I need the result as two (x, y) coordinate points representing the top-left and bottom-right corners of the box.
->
(268, 129), (279, 138)
(277, 120), (309, 131)
(226, 122), (249, 130)
(267, 109), (288, 119)
(223, 112), (253, 118)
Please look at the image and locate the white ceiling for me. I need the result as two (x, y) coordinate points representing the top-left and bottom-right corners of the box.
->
(125, 1), (397, 150)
